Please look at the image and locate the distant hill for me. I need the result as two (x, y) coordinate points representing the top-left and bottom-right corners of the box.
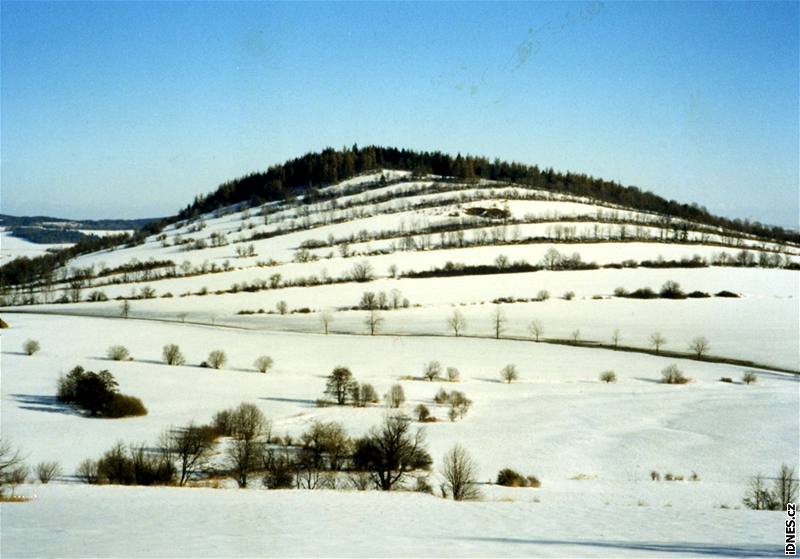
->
(0, 214), (161, 244)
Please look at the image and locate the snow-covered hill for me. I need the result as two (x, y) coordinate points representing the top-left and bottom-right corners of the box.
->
(1, 170), (797, 557)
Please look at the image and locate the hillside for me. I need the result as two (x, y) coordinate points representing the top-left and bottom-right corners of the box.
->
(1, 164), (798, 558)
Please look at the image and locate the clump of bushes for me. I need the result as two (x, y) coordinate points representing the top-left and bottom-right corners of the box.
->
(35, 461), (62, 483)
(496, 468), (540, 488)
(207, 350), (227, 370)
(162, 344), (186, 366)
(57, 366), (147, 418)
(78, 441), (175, 486)
(254, 355), (274, 373)
(446, 391), (472, 421)
(743, 464), (797, 510)
(661, 364), (690, 384)
(23, 339), (40, 356)
(599, 371), (617, 383)
(107, 345), (131, 361)
(715, 290), (739, 298)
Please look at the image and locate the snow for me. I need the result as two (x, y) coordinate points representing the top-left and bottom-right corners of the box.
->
(0, 313), (796, 557)
(0, 228), (71, 263)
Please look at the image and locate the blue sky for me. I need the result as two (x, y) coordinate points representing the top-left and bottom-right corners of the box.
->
(1, 1), (797, 226)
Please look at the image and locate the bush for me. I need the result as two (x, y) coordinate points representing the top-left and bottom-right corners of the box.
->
(105, 394), (147, 418)
(447, 391), (472, 421)
(659, 280), (685, 299)
(162, 344), (186, 366)
(563, 291), (575, 301)
(433, 388), (450, 404)
(715, 290), (739, 298)
(107, 345), (131, 361)
(742, 371), (757, 384)
(627, 287), (657, 299)
(414, 403), (431, 422)
(207, 350), (227, 369)
(446, 367), (460, 382)
(599, 371), (617, 383)
(212, 409), (234, 436)
(254, 355), (274, 373)
(650, 470), (661, 481)
(661, 364), (690, 384)
(719, 377), (733, 383)
(76, 459), (100, 484)
(613, 287), (628, 297)
(687, 290), (710, 298)
(536, 289), (550, 301)
(35, 461), (62, 483)
(23, 339), (40, 356)
(496, 468), (539, 487)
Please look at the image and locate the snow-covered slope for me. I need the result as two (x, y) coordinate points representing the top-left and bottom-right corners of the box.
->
(1, 170), (797, 558)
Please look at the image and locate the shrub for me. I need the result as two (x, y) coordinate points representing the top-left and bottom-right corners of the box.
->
(446, 367), (460, 382)
(719, 377), (733, 383)
(650, 471), (661, 481)
(105, 394), (147, 418)
(661, 364), (690, 384)
(659, 280), (685, 299)
(211, 409), (234, 437)
(715, 290), (739, 298)
(687, 291), (710, 298)
(500, 364), (518, 384)
(351, 383), (379, 407)
(447, 391), (472, 421)
(254, 355), (274, 373)
(414, 403), (431, 422)
(742, 371), (757, 385)
(207, 350), (227, 369)
(162, 344), (186, 366)
(423, 361), (442, 381)
(23, 339), (40, 356)
(690, 471), (700, 482)
(536, 290), (550, 301)
(628, 287), (657, 299)
(599, 371), (617, 383)
(76, 459), (100, 484)
(385, 384), (406, 408)
(433, 388), (449, 404)
(613, 287), (628, 297)
(35, 461), (62, 483)
(496, 468), (536, 487)
(107, 345), (131, 361)
(563, 291), (575, 301)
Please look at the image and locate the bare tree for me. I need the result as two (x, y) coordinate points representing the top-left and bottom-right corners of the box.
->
(571, 329), (581, 342)
(320, 310), (333, 335)
(325, 367), (356, 405)
(774, 463), (799, 509)
(169, 423), (217, 486)
(447, 309), (467, 337)
(276, 300), (288, 315)
(350, 261), (374, 282)
(441, 444), (481, 501)
(423, 361), (442, 381)
(225, 403), (271, 488)
(491, 306), (506, 339)
(500, 364), (519, 384)
(650, 332), (666, 353)
(120, 300), (131, 319)
(352, 415), (432, 491)
(611, 328), (621, 349)
(0, 439), (27, 496)
(689, 336), (709, 358)
(385, 384), (406, 408)
(365, 310), (384, 335)
(35, 461), (62, 484)
(529, 320), (544, 342)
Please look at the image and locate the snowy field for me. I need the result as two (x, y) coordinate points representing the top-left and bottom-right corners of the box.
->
(1, 313), (796, 557)
(0, 228), (70, 263)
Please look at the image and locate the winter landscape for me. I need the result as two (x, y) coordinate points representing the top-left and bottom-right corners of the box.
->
(1, 3), (798, 559)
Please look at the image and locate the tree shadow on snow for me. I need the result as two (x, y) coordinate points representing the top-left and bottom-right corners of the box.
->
(260, 396), (317, 408)
(453, 536), (779, 557)
(2, 351), (29, 356)
(474, 377), (503, 384)
(9, 394), (80, 416)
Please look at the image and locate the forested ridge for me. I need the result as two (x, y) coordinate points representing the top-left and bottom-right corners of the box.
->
(179, 145), (798, 244)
